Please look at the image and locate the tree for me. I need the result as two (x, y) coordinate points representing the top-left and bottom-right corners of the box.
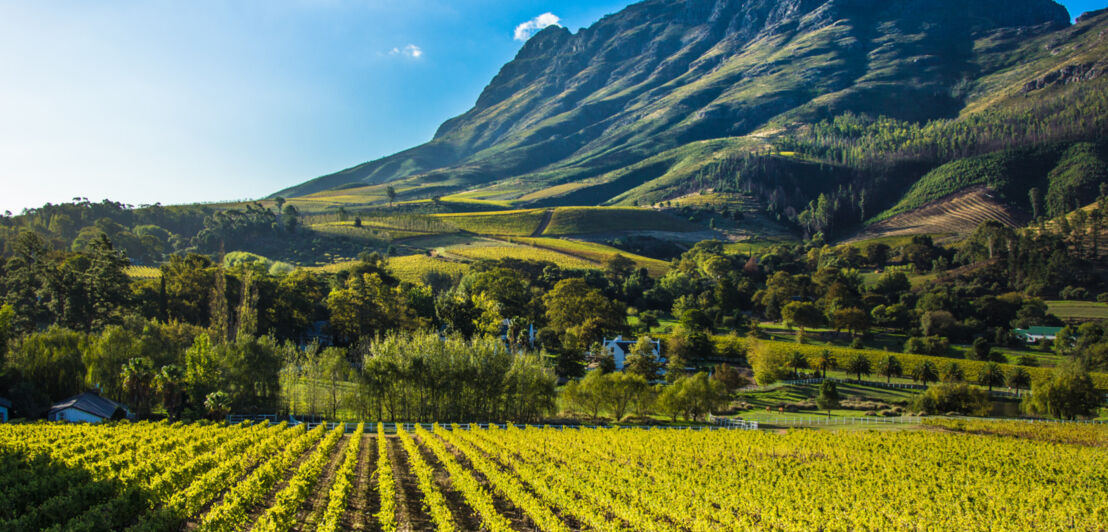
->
(711, 363), (748, 392)
(625, 337), (662, 379)
(831, 308), (869, 337)
(913, 383), (991, 416)
(1028, 187), (1042, 220)
(781, 301), (824, 342)
(845, 353), (872, 381)
(121, 357), (156, 418)
(786, 351), (808, 379)
(204, 390), (232, 420)
(977, 362), (1006, 392)
(156, 365), (186, 420)
(941, 362), (965, 383)
(1022, 360), (1102, 420)
(542, 278), (624, 343)
(749, 342), (788, 385)
(814, 349), (836, 379)
(877, 355), (903, 384)
(971, 338), (991, 361)
(600, 372), (649, 421)
(386, 186), (397, 207)
(911, 361), (939, 386)
(1006, 367), (1032, 394)
(604, 254), (636, 282)
(816, 379), (840, 418)
(563, 371), (606, 420)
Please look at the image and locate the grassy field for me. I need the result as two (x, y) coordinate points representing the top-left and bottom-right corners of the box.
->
(1046, 300), (1108, 321)
(434, 209), (546, 236)
(512, 237), (671, 276)
(542, 207), (702, 235)
(387, 254), (470, 284)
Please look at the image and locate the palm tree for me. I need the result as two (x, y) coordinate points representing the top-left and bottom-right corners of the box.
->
(977, 362), (1006, 392)
(815, 350), (837, 379)
(204, 391), (232, 421)
(121, 357), (155, 418)
(911, 361), (939, 386)
(786, 352), (808, 379)
(877, 355), (903, 384)
(941, 362), (965, 383)
(1006, 367), (1032, 395)
(155, 365), (186, 420)
(846, 353), (872, 381)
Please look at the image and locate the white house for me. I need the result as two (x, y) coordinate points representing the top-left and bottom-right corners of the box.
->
(1013, 326), (1063, 344)
(602, 336), (662, 371)
(0, 397), (10, 422)
(48, 392), (131, 423)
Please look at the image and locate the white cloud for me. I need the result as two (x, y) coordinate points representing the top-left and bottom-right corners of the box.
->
(514, 12), (561, 41)
(388, 44), (423, 59)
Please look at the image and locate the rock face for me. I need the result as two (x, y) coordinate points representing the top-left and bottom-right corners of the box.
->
(277, 0), (1071, 198)
(1022, 62), (1107, 93)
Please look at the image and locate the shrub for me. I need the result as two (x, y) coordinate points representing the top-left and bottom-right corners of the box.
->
(912, 383), (991, 416)
(904, 336), (950, 356)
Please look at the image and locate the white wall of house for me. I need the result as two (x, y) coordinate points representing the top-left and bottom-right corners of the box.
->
(48, 408), (106, 423)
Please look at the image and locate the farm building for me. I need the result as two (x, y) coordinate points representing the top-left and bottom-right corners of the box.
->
(0, 397), (10, 422)
(602, 335), (662, 371)
(47, 392), (131, 423)
(1013, 326), (1063, 344)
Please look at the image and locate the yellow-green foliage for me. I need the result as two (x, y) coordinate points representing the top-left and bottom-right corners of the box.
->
(542, 207), (701, 235)
(387, 255), (470, 284)
(725, 337), (1108, 390)
(923, 418), (1108, 447)
(448, 245), (595, 270)
(435, 210), (546, 236)
(512, 238), (669, 276)
(124, 266), (161, 280)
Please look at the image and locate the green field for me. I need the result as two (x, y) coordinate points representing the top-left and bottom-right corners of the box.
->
(1046, 300), (1108, 321)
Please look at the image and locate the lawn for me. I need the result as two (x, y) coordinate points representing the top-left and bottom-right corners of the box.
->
(1046, 300), (1108, 321)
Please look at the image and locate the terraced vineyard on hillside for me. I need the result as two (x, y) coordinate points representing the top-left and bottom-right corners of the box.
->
(3, 420), (1107, 531)
(849, 187), (1022, 243)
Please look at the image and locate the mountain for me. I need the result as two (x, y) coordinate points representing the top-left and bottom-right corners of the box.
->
(276, 0), (1108, 239)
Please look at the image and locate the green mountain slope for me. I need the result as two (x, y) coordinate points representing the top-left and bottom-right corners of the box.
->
(275, 0), (1108, 240)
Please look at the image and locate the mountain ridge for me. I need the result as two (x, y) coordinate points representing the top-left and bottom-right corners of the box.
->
(274, 0), (1107, 240)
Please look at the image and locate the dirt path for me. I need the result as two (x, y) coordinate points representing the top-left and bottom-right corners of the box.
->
(293, 435), (349, 531)
(531, 209), (554, 237)
(389, 436), (430, 532)
(344, 434), (376, 531)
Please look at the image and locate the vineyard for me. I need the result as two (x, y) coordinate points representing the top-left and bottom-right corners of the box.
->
(2, 420), (1107, 531)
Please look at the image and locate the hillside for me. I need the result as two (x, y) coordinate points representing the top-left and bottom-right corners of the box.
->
(272, 0), (1108, 242)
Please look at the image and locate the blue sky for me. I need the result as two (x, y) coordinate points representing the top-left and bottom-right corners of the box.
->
(0, 0), (1103, 213)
